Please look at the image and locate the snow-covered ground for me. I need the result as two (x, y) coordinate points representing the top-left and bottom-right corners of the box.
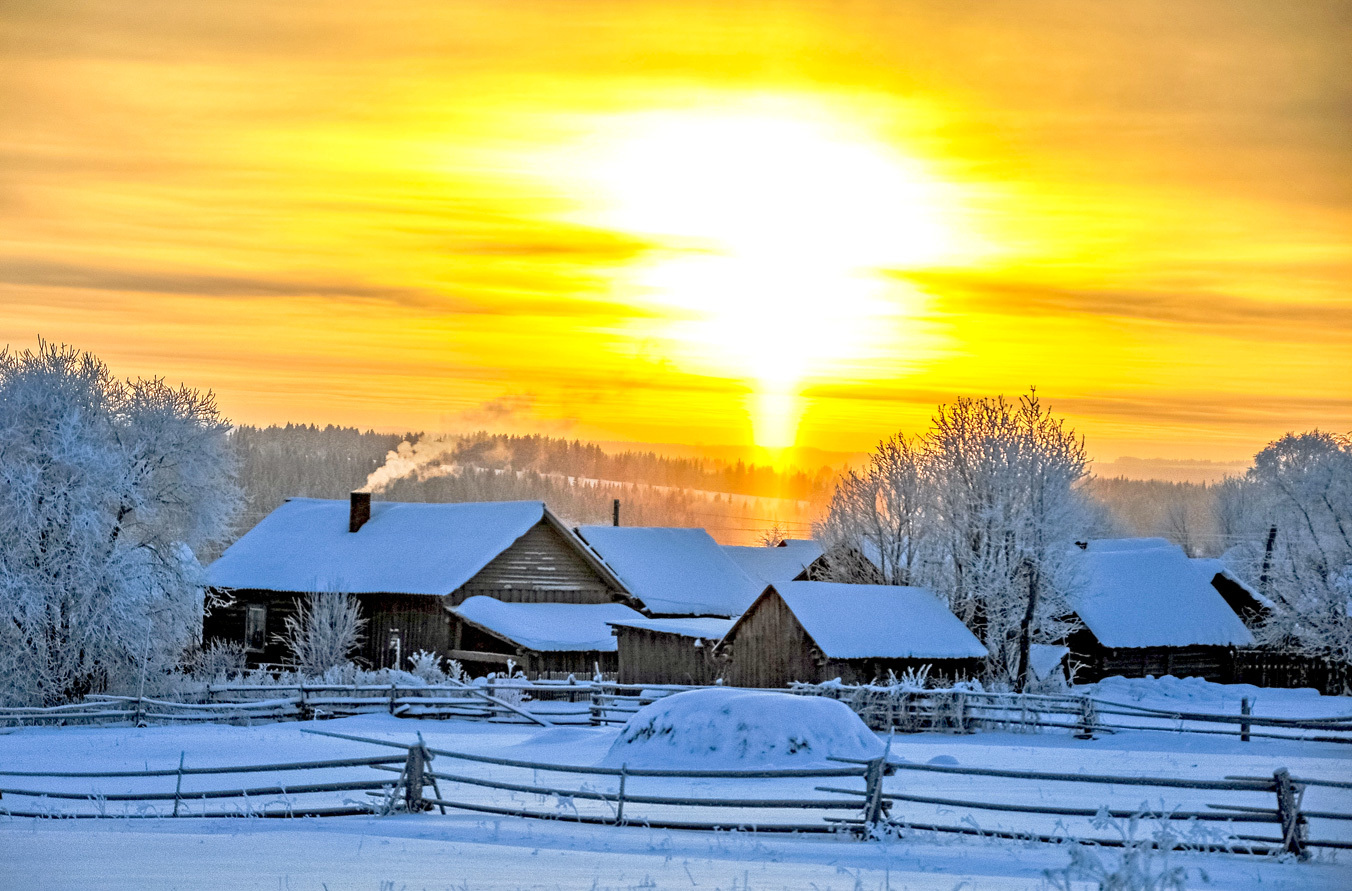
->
(2, 680), (1350, 889)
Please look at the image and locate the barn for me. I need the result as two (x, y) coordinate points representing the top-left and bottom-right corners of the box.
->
(1065, 539), (1255, 682)
(575, 525), (761, 617)
(714, 581), (988, 688)
(606, 617), (735, 685)
(204, 493), (632, 669)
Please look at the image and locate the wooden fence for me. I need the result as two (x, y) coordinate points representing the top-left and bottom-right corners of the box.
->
(4, 680), (1351, 746)
(4, 727), (1350, 857)
(1231, 650), (1352, 696)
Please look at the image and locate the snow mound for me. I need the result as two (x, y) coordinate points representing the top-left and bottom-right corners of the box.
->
(602, 688), (884, 768)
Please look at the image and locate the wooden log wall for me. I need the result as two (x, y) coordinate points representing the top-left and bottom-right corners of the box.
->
(615, 627), (719, 685)
(450, 521), (621, 605)
(719, 593), (822, 688)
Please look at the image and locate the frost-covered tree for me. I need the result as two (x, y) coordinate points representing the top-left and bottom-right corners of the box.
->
(1221, 431), (1352, 663)
(0, 342), (240, 705)
(279, 591), (367, 676)
(816, 390), (1093, 688)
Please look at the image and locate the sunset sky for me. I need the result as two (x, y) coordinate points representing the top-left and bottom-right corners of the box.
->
(2, 1), (1349, 469)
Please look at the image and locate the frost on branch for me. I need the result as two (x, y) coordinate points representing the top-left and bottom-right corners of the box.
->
(0, 342), (240, 705)
(279, 590), (367, 675)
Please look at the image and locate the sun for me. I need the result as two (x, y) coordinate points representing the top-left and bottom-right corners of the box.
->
(560, 97), (959, 448)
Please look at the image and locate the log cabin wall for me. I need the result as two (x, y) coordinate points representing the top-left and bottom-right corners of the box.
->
(615, 627), (719, 685)
(450, 520), (621, 605)
(1067, 628), (1233, 682)
(818, 657), (985, 686)
(356, 593), (450, 669)
(203, 589), (301, 666)
(720, 593), (822, 688)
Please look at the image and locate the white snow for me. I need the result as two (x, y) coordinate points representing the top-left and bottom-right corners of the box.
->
(1192, 555), (1278, 609)
(604, 616), (736, 639)
(766, 581), (988, 660)
(1029, 643), (1069, 679)
(576, 525), (763, 617)
(1070, 538), (1255, 648)
(722, 540), (823, 584)
(450, 596), (646, 652)
(602, 687), (885, 767)
(207, 498), (549, 595)
(2, 705), (1350, 889)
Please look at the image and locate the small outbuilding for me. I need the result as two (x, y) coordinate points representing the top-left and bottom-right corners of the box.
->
(449, 596), (647, 676)
(607, 617), (736, 685)
(1065, 539), (1255, 682)
(715, 581), (988, 688)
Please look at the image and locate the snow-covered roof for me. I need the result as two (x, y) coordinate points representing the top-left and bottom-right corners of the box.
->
(722, 541), (824, 585)
(207, 498), (551, 595)
(451, 596), (646, 652)
(1070, 539), (1255, 649)
(745, 582), (988, 660)
(606, 617), (736, 640)
(576, 526), (763, 617)
(1190, 557), (1276, 610)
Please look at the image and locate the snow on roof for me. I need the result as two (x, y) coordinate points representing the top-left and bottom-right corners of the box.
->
(451, 596), (646, 652)
(207, 498), (548, 595)
(576, 526), (763, 617)
(1029, 644), (1069, 680)
(759, 581), (988, 660)
(1070, 539), (1255, 648)
(722, 542), (824, 585)
(606, 617), (736, 640)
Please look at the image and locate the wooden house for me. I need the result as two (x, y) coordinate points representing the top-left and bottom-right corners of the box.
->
(606, 617), (735, 685)
(204, 493), (632, 670)
(575, 526), (762, 617)
(1064, 539), (1255, 682)
(714, 582), (988, 688)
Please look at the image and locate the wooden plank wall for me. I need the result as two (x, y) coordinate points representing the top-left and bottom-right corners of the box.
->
(615, 627), (720, 685)
(719, 594), (822, 688)
(450, 521), (620, 605)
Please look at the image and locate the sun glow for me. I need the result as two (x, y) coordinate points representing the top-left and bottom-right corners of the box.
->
(567, 100), (958, 448)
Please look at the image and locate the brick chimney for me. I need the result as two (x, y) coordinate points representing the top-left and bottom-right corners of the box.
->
(350, 491), (371, 532)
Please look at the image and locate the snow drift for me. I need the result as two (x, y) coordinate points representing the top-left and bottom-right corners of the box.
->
(602, 688), (884, 768)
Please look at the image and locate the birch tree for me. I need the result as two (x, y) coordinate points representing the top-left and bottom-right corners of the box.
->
(0, 342), (240, 705)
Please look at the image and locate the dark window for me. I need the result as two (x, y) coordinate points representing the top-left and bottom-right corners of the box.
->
(245, 604), (267, 651)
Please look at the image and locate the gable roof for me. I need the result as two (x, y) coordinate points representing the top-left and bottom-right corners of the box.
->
(722, 541), (824, 585)
(730, 581), (987, 660)
(451, 596), (646, 652)
(207, 498), (615, 596)
(1069, 539), (1255, 649)
(576, 526), (762, 617)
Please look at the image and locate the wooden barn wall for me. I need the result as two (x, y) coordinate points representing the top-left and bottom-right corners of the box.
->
(819, 658), (984, 686)
(203, 590), (301, 667)
(615, 627), (719, 685)
(450, 520), (619, 605)
(720, 594), (821, 688)
(449, 617), (617, 678)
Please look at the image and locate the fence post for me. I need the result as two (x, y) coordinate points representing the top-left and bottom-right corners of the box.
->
(1074, 696), (1097, 739)
(172, 751), (185, 817)
(389, 682), (397, 715)
(1273, 768), (1306, 858)
(862, 756), (887, 830)
(403, 745), (425, 813)
(1240, 697), (1251, 743)
(614, 763), (627, 825)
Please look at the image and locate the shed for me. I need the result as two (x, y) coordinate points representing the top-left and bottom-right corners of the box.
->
(204, 493), (631, 669)
(715, 582), (987, 688)
(576, 526), (761, 617)
(1066, 539), (1255, 682)
(449, 596), (646, 676)
(606, 617), (736, 685)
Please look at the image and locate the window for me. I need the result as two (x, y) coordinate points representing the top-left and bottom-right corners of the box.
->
(245, 604), (267, 651)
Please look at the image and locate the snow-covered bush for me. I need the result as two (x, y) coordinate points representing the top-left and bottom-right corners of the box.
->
(192, 640), (248, 682)
(0, 342), (240, 706)
(279, 592), (367, 675)
(406, 649), (466, 684)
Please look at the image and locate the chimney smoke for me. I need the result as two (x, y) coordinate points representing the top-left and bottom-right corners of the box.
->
(350, 491), (371, 533)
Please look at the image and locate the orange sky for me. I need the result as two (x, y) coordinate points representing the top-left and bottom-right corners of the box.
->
(2, 1), (1349, 467)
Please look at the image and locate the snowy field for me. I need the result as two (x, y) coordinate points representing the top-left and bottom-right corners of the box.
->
(2, 681), (1351, 890)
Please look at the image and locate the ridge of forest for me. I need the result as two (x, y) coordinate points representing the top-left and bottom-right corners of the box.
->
(229, 424), (1241, 552)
